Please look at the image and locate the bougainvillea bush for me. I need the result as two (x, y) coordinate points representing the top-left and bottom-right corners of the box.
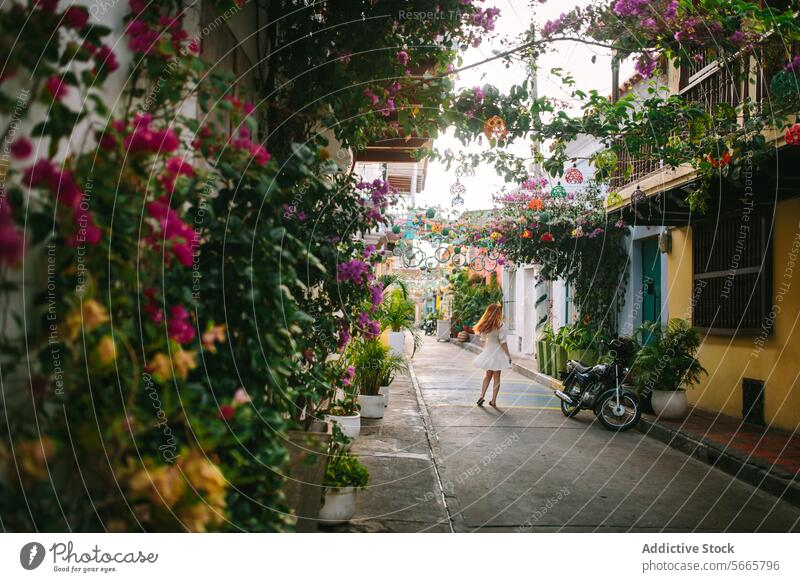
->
(0, 0), (402, 532)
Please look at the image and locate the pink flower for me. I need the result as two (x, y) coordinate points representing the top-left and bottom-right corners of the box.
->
(63, 6), (89, 29)
(233, 388), (251, 405)
(22, 160), (56, 188)
(243, 102), (255, 115)
(146, 197), (198, 267)
(95, 45), (119, 73)
(45, 77), (68, 101)
(219, 405), (235, 421)
(165, 156), (195, 177)
(167, 304), (196, 344)
(144, 289), (165, 324)
(9, 138), (32, 159)
(396, 50), (409, 66)
(99, 134), (116, 151)
(250, 144), (271, 165)
(69, 201), (102, 247)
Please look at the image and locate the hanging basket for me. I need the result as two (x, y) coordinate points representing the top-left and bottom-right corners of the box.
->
(550, 182), (567, 198)
(564, 164), (584, 184)
(483, 115), (508, 141)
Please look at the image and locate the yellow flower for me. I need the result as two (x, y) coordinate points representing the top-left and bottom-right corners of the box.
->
(128, 464), (186, 507)
(66, 299), (109, 341)
(178, 499), (226, 532)
(148, 352), (173, 382)
(179, 450), (227, 495)
(201, 324), (226, 354)
(17, 437), (55, 482)
(96, 335), (117, 365)
(172, 349), (197, 380)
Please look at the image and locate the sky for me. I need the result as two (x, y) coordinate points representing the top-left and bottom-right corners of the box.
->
(418, 0), (634, 212)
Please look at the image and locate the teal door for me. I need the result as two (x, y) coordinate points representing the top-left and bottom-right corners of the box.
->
(641, 238), (661, 341)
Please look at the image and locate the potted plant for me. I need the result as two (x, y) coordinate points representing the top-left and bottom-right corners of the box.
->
(324, 396), (361, 449)
(319, 444), (370, 525)
(537, 323), (554, 374)
(349, 338), (389, 419)
(378, 351), (408, 407)
(633, 319), (707, 419)
(550, 325), (569, 377)
(562, 322), (600, 365)
(434, 307), (450, 340)
(378, 288), (421, 356)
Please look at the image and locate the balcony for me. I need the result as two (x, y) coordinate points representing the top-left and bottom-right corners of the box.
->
(608, 40), (789, 202)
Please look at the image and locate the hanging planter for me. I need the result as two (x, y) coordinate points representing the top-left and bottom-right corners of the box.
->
(564, 163), (584, 184)
(426, 208), (436, 219)
(606, 191), (623, 206)
(540, 232), (554, 243)
(631, 185), (646, 205)
(550, 181), (567, 198)
(521, 229), (533, 239)
(392, 225), (401, 234)
(483, 115), (508, 141)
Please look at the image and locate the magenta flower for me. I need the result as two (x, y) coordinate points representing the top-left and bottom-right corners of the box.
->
(9, 138), (32, 159)
(0, 198), (24, 265)
(63, 6), (89, 29)
(167, 304), (196, 344)
(45, 77), (67, 101)
(396, 50), (409, 66)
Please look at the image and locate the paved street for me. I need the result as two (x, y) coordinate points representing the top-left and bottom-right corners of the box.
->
(345, 337), (800, 532)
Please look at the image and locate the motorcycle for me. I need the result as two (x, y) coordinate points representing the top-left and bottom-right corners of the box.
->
(420, 317), (436, 336)
(554, 338), (641, 431)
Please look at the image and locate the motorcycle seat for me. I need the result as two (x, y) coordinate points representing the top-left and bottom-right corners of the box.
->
(568, 360), (594, 374)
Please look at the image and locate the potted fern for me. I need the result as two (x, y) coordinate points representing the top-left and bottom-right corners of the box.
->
(378, 288), (421, 356)
(318, 445), (370, 525)
(634, 319), (707, 419)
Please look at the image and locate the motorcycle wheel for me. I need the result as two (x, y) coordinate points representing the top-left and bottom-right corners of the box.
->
(595, 392), (641, 431)
(560, 399), (580, 418)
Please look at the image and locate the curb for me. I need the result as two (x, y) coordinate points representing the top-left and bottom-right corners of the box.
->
(452, 339), (800, 508)
(636, 415), (800, 508)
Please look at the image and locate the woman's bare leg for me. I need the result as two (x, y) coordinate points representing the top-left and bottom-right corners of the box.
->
(479, 370), (492, 401)
(489, 371), (501, 405)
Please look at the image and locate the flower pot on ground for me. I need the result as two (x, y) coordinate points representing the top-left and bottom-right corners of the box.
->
(436, 318), (451, 340)
(319, 449), (370, 526)
(651, 389), (688, 419)
(387, 331), (405, 356)
(324, 406), (361, 449)
(566, 348), (597, 365)
(349, 338), (407, 420)
(378, 288), (421, 356)
(284, 419), (332, 532)
(632, 319), (707, 420)
(549, 343), (567, 377)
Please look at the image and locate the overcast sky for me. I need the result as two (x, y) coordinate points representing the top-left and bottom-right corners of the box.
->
(418, 0), (634, 212)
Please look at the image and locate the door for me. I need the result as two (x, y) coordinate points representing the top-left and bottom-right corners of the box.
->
(640, 238), (661, 342)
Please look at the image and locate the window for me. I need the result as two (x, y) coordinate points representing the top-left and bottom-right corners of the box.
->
(692, 208), (772, 334)
(504, 270), (516, 332)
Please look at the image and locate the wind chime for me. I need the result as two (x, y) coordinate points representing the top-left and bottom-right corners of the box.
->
(451, 165), (473, 206)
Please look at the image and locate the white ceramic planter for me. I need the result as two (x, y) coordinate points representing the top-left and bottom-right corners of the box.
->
(651, 389), (688, 419)
(324, 413), (361, 448)
(358, 394), (385, 419)
(436, 319), (451, 341)
(379, 385), (389, 407)
(319, 487), (357, 525)
(388, 331), (405, 356)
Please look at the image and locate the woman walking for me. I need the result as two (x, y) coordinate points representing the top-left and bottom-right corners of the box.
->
(472, 303), (512, 407)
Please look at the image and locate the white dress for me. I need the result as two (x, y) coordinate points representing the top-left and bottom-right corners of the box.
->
(473, 324), (512, 371)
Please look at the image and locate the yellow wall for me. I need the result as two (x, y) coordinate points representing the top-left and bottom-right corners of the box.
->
(667, 198), (800, 431)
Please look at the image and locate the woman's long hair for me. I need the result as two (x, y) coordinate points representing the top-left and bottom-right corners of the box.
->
(474, 303), (503, 334)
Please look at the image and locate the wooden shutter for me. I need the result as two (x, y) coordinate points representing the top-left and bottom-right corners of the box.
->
(691, 208), (773, 334)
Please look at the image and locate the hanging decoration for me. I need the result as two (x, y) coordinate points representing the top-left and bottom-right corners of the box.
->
(550, 181), (567, 198)
(426, 208), (436, 218)
(630, 185), (646, 205)
(564, 163), (584, 184)
(483, 115), (508, 141)
(450, 180), (465, 206)
(606, 191), (623, 206)
(785, 118), (800, 146)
